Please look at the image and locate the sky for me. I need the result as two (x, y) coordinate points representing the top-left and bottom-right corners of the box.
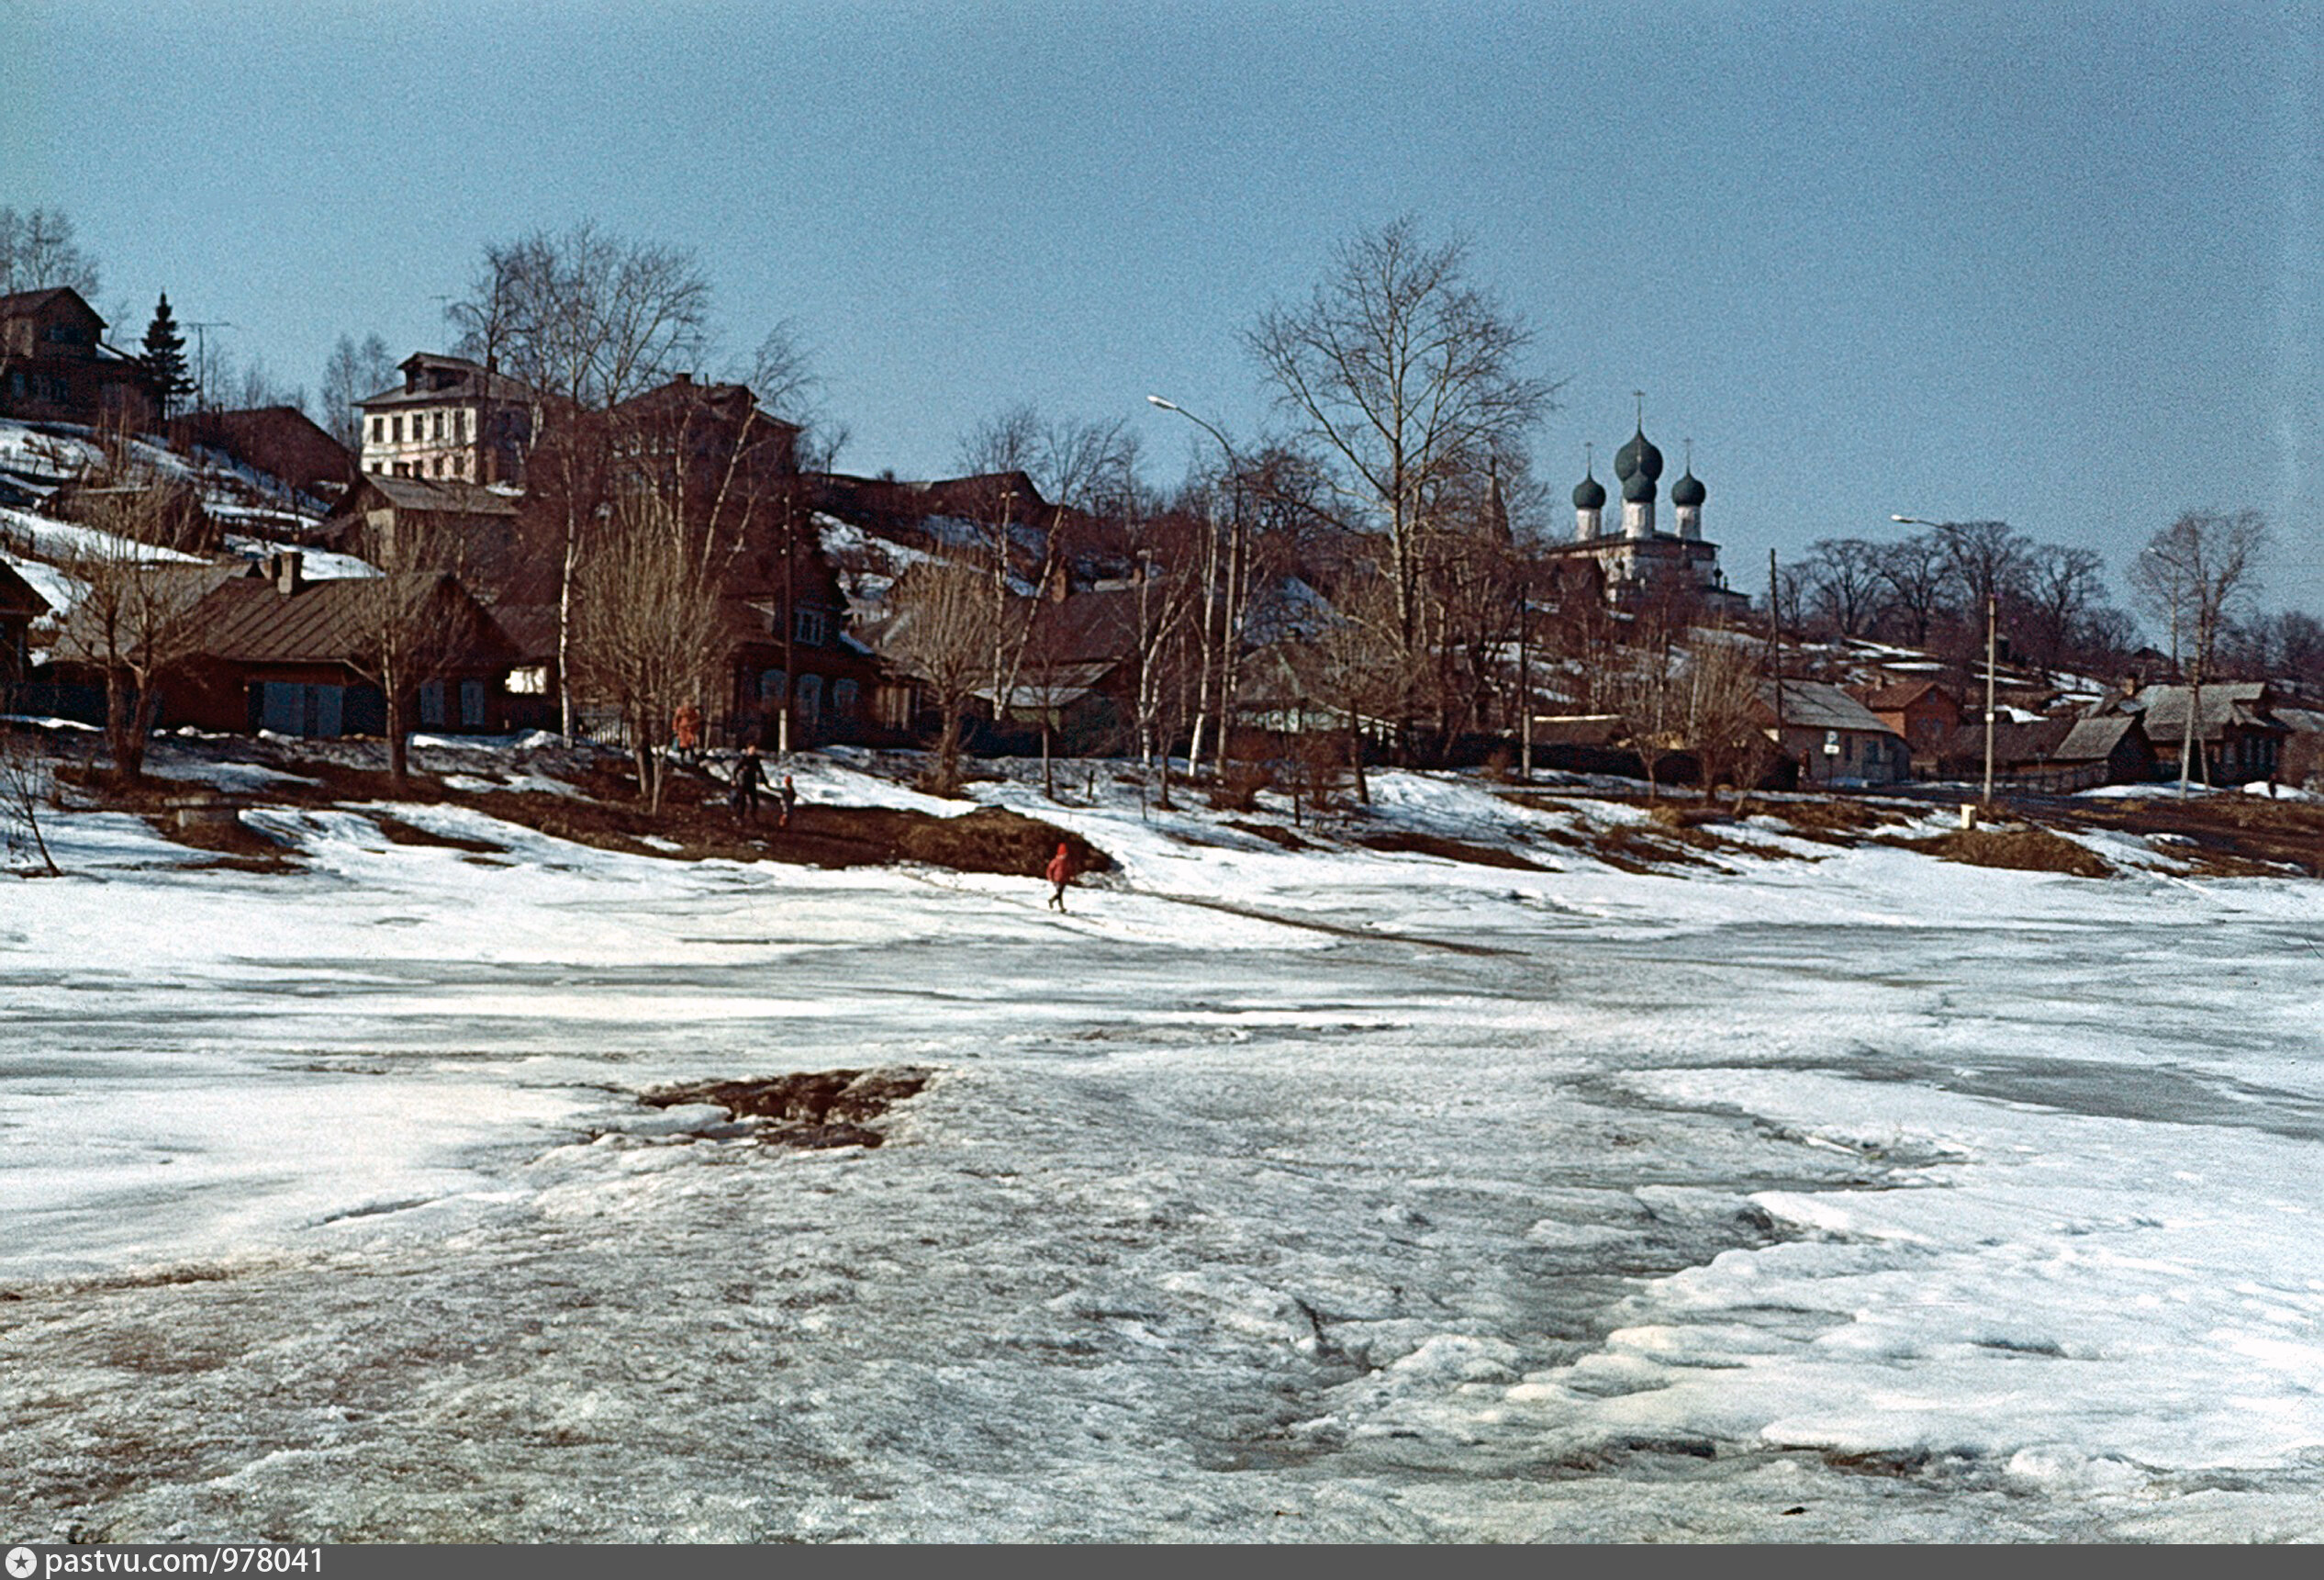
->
(6, 0), (2321, 619)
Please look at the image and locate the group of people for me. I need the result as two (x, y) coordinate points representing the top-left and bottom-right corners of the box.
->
(726, 745), (798, 829)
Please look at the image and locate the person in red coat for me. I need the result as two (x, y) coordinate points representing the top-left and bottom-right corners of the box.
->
(1045, 842), (1074, 913)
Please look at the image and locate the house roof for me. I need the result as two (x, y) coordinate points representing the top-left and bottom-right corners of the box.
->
(2052, 714), (2146, 763)
(359, 353), (534, 409)
(0, 557), (50, 619)
(1857, 678), (1952, 712)
(2120, 682), (2284, 741)
(182, 570), (515, 667)
(1530, 713), (1625, 748)
(1763, 678), (1902, 736)
(0, 286), (103, 329)
(1944, 715), (2076, 767)
(346, 475), (522, 518)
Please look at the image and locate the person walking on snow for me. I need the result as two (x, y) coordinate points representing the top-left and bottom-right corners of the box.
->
(1045, 841), (1075, 913)
(730, 744), (765, 824)
(671, 700), (703, 765)
(778, 773), (798, 829)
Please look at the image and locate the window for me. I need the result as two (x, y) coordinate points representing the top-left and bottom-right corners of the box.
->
(796, 674), (823, 727)
(794, 607), (828, 646)
(433, 455), (446, 476)
(431, 410), (445, 441)
(454, 409), (467, 443)
(832, 678), (858, 722)
(392, 415), (404, 443)
(419, 679), (446, 727)
(757, 668), (788, 704)
(459, 678), (486, 727)
(370, 416), (384, 443)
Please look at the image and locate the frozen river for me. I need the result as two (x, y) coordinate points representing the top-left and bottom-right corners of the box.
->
(4, 774), (2322, 1541)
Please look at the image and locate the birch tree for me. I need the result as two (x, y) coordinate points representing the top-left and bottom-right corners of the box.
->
(2131, 509), (2270, 791)
(447, 223), (711, 736)
(1247, 216), (1553, 755)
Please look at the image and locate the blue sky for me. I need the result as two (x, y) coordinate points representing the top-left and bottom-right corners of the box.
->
(7, 0), (2320, 619)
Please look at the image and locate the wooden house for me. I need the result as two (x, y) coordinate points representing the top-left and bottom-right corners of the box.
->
(0, 558), (50, 685)
(0, 288), (155, 431)
(1761, 679), (1912, 786)
(164, 554), (519, 738)
(1854, 678), (1961, 772)
(173, 405), (358, 505)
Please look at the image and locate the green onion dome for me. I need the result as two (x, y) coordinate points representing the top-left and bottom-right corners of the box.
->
(1614, 424), (1664, 483)
(1671, 469), (1705, 508)
(1573, 470), (1607, 510)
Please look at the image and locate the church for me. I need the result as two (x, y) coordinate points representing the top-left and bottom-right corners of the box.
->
(1547, 412), (1750, 615)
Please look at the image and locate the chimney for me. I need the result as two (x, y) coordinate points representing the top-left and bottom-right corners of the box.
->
(274, 551), (303, 595)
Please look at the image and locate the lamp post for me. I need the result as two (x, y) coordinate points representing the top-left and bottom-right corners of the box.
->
(1146, 395), (1245, 782)
(1892, 514), (1998, 808)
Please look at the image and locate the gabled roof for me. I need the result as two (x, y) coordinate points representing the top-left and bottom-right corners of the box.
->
(1857, 678), (1953, 712)
(0, 557), (50, 619)
(2120, 682), (2284, 741)
(1762, 678), (1902, 736)
(359, 353), (535, 409)
(2052, 714), (2147, 763)
(611, 375), (802, 432)
(181, 570), (515, 667)
(341, 474), (522, 518)
(0, 286), (104, 330)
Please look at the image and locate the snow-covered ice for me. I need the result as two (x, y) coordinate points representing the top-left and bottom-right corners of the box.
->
(2, 763), (2321, 1541)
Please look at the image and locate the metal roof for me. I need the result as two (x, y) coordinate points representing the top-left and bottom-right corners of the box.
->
(1763, 678), (1901, 735)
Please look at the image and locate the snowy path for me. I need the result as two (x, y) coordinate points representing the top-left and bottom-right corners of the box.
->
(3, 785), (2322, 1541)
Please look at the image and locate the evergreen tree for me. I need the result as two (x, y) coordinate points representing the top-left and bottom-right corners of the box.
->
(140, 293), (194, 420)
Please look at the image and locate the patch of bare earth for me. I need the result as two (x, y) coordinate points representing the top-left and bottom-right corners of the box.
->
(1883, 824), (2113, 878)
(641, 1067), (933, 1150)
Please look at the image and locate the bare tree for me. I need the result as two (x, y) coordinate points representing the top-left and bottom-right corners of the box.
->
(1679, 630), (1773, 801)
(2023, 543), (2107, 676)
(320, 332), (396, 450)
(878, 559), (998, 794)
(0, 207), (100, 297)
(0, 725), (62, 877)
(340, 512), (506, 787)
(1283, 558), (1406, 807)
(955, 404), (1139, 763)
(1872, 532), (1953, 647)
(1247, 216), (1555, 753)
(447, 222), (712, 735)
(52, 474), (220, 785)
(2131, 508), (2270, 790)
(570, 488), (722, 812)
(1799, 537), (1886, 637)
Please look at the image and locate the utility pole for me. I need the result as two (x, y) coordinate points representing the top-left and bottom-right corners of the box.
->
(1983, 590), (1998, 807)
(1768, 547), (1784, 774)
(1517, 575), (1533, 781)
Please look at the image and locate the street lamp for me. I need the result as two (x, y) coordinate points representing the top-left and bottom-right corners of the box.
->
(1145, 394), (1245, 781)
(1892, 514), (1998, 808)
